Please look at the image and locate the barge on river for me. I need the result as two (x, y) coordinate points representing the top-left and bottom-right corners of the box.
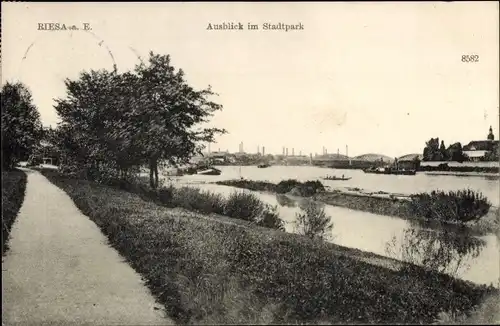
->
(363, 167), (416, 176)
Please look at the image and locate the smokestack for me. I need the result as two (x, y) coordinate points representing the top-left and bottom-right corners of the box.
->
(286, 148), (289, 156)
(263, 146), (265, 156)
(325, 148), (328, 155)
(282, 147), (285, 156)
(242, 142), (244, 153)
(292, 148), (295, 156)
(346, 145), (348, 157)
(218, 148), (220, 152)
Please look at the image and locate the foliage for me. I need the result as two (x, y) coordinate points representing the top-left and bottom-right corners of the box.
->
(294, 200), (333, 240)
(276, 179), (302, 194)
(1, 82), (43, 169)
(169, 186), (226, 215)
(446, 142), (467, 163)
(223, 191), (267, 221)
(217, 179), (325, 197)
(408, 189), (491, 222)
(53, 52), (226, 188)
(423, 138), (467, 162)
(2, 170), (28, 255)
(40, 171), (499, 324)
(423, 138), (442, 161)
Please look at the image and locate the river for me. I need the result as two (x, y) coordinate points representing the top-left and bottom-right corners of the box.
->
(160, 165), (500, 287)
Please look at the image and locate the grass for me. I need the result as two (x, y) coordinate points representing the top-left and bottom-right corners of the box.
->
(41, 171), (498, 325)
(2, 169), (28, 255)
(434, 293), (500, 324)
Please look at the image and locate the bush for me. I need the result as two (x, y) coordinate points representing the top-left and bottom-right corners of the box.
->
(408, 189), (491, 222)
(276, 179), (302, 194)
(2, 170), (28, 255)
(294, 200), (334, 240)
(217, 179), (325, 197)
(170, 187), (226, 215)
(224, 191), (267, 221)
(254, 205), (285, 231)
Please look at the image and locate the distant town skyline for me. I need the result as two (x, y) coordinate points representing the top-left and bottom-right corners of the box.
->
(2, 2), (498, 158)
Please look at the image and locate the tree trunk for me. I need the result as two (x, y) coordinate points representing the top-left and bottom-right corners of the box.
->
(154, 165), (159, 189)
(149, 158), (160, 189)
(149, 160), (155, 189)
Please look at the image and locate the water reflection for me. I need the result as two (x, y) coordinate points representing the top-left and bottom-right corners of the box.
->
(275, 194), (298, 208)
(385, 224), (487, 277)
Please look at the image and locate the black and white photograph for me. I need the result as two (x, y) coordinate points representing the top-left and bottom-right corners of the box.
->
(2, 2), (499, 325)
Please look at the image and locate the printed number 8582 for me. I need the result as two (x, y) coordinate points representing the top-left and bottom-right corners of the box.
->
(461, 55), (479, 62)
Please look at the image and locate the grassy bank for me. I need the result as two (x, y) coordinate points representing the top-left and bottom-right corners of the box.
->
(2, 169), (28, 255)
(41, 171), (497, 324)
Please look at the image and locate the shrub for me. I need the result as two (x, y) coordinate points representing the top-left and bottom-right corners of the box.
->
(255, 205), (285, 231)
(224, 191), (266, 221)
(2, 170), (27, 255)
(170, 187), (225, 215)
(294, 200), (334, 240)
(408, 189), (491, 222)
(276, 179), (302, 194)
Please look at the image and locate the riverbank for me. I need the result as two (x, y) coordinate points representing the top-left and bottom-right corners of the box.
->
(39, 171), (497, 324)
(215, 179), (500, 234)
(421, 171), (499, 178)
(2, 169), (27, 255)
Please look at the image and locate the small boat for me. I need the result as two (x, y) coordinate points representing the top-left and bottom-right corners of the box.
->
(197, 167), (222, 176)
(322, 176), (351, 181)
(257, 163), (270, 168)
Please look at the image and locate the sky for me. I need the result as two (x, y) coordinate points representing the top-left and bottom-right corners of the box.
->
(2, 2), (499, 158)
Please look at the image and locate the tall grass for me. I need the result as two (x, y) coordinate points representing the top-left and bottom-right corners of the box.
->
(2, 170), (27, 255)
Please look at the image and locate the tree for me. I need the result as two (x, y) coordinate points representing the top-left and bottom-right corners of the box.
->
(446, 142), (466, 162)
(130, 52), (227, 188)
(423, 138), (442, 161)
(294, 200), (334, 240)
(439, 140), (448, 161)
(1, 82), (43, 169)
(53, 52), (227, 188)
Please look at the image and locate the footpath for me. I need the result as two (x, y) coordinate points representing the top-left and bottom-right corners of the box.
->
(2, 169), (174, 325)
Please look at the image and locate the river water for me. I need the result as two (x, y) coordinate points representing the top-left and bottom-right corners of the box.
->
(161, 165), (500, 287)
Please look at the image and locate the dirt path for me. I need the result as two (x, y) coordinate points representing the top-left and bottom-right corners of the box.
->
(2, 169), (174, 325)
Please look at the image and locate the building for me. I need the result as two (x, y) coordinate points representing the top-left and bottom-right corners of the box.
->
(396, 153), (423, 170)
(463, 126), (499, 162)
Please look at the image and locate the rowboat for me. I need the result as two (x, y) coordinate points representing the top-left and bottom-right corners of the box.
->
(257, 163), (270, 168)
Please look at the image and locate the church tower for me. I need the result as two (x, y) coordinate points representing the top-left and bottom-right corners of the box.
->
(487, 126), (494, 141)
